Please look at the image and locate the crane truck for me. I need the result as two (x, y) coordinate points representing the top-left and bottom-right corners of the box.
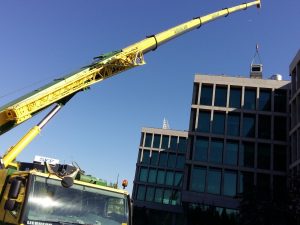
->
(0, 1), (261, 225)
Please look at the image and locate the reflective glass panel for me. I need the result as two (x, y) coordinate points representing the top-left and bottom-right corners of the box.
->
(146, 187), (155, 202)
(227, 113), (240, 136)
(239, 172), (254, 193)
(229, 87), (241, 108)
(157, 170), (165, 184)
(137, 185), (146, 200)
(194, 136), (208, 161)
(190, 167), (206, 192)
(258, 115), (271, 139)
(148, 169), (157, 183)
(212, 112), (225, 134)
(274, 89), (287, 113)
(144, 133), (152, 147)
(244, 88), (256, 110)
(153, 134), (161, 148)
(243, 114), (256, 137)
(159, 152), (168, 167)
(170, 136), (178, 151)
(176, 155), (185, 169)
(210, 139), (223, 164)
(257, 143), (271, 170)
(207, 169), (221, 194)
(178, 137), (187, 153)
(150, 151), (159, 166)
(223, 171), (237, 196)
(274, 116), (287, 141)
(174, 172), (183, 187)
(154, 188), (163, 203)
(197, 111), (211, 133)
(214, 86), (227, 107)
(259, 89), (271, 111)
(161, 135), (169, 149)
(163, 190), (172, 204)
(239, 142), (255, 167)
(200, 84), (213, 106)
(141, 150), (150, 164)
(139, 167), (148, 182)
(167, 154), (176, 168)
(166, 171), (174, 186)
(273, 145), (287, 172)
(224, 141), (238, 166)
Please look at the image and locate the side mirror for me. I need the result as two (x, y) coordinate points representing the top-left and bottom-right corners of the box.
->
(4, 177), (22, 211)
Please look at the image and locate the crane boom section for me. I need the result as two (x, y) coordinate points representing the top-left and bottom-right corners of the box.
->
(0, 0), (260, 135)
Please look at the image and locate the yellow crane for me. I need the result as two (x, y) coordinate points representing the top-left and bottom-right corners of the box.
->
(0, 1), (260, 225)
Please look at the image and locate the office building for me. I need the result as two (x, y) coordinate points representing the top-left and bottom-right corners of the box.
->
(132, 50), (300, 225)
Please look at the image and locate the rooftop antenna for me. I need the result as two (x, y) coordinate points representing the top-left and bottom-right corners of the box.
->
(162, 118), (170, 129)
(250, 43), (263, 79)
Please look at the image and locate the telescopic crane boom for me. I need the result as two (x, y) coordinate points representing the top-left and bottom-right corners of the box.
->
(0, 0), (261, 168)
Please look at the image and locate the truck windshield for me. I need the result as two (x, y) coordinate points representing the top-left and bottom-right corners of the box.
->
(23, 175), (129, 225)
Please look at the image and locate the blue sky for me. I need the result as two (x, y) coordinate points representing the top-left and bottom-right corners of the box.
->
(0, 0), (299, 193)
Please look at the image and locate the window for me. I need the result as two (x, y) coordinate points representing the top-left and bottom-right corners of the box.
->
(139, 167), (148, 182)
(197, 110), (211, 133)
(146, 187), (155, 202)
(157, 170), (165, 184)
(194, 137), (209, 162)
(148, 169), (157, 183)
(165, 171), (174, 186)
(259, 89), (271, 111)
(257, 173), (270, 194)
(273, 145), (287, 171)
(244, 88), (256, 110)
(257, 143), (271, 170)
(163, 190), (172, 204)
(171, 191), (181, 206)
(274, 89), (287, 112)
(239, 142), (255, 167)
(154, 188), (163, 203)
(207, 169), (221, 194)
(174, 172), (183, 187)
(159, 152), (168, 167)
(144, 133), (152, 147)
(239, 172), (254, 193)
(274, 116), (287, 141)
(212, 112), (225, 135)
(258, 115), (271, 139)
(150, 151), (159, 166)
(200, 84), (213, 106)
(178, 137), (187, 153)
(210, 139), (223, 164)
(223, 171), (237, 197)
(141, 150), (150, 164)
(136, 185), (146, 201)
(167, 154), (176, 168)
(153, 134), (161, 148)
(243, 114), (256, 137)
(227, 113), (240, 136)
(224, 141), (238, 166)
(193, 83), (200, 105)
(161, 135), (169, 149)
(214, 86), (227, 107)
(140, 133), (144, 146)
(176, 155), (185, 169)
(190, 166), (206, 192)
(229, 87), (242, 108)
(170, 136), (178, 150)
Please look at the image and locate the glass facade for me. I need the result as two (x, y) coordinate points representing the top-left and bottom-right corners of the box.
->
(210, 139), (223, 164)
(229, 87), (241, 108)
(227, 113), (240, 136)
(243, 114), (256, 137)
(239, 142), (255, 167)
(258, 115), (271, 139)
(259, 89), (271, 111)
(200, 84), (213, 106)
(224, 141), (238, 166)
(214, 86), (227, 107)
(244, 88), (256, 110)
(194, 137), (208, 162)
(207, 169), (221, 194)
(197, 110), (211, 132)
(190, 166), (206, 192)
(257, 143), (271, 170)
(223, 171), (237, 196)
(212, 112), (225, 134)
